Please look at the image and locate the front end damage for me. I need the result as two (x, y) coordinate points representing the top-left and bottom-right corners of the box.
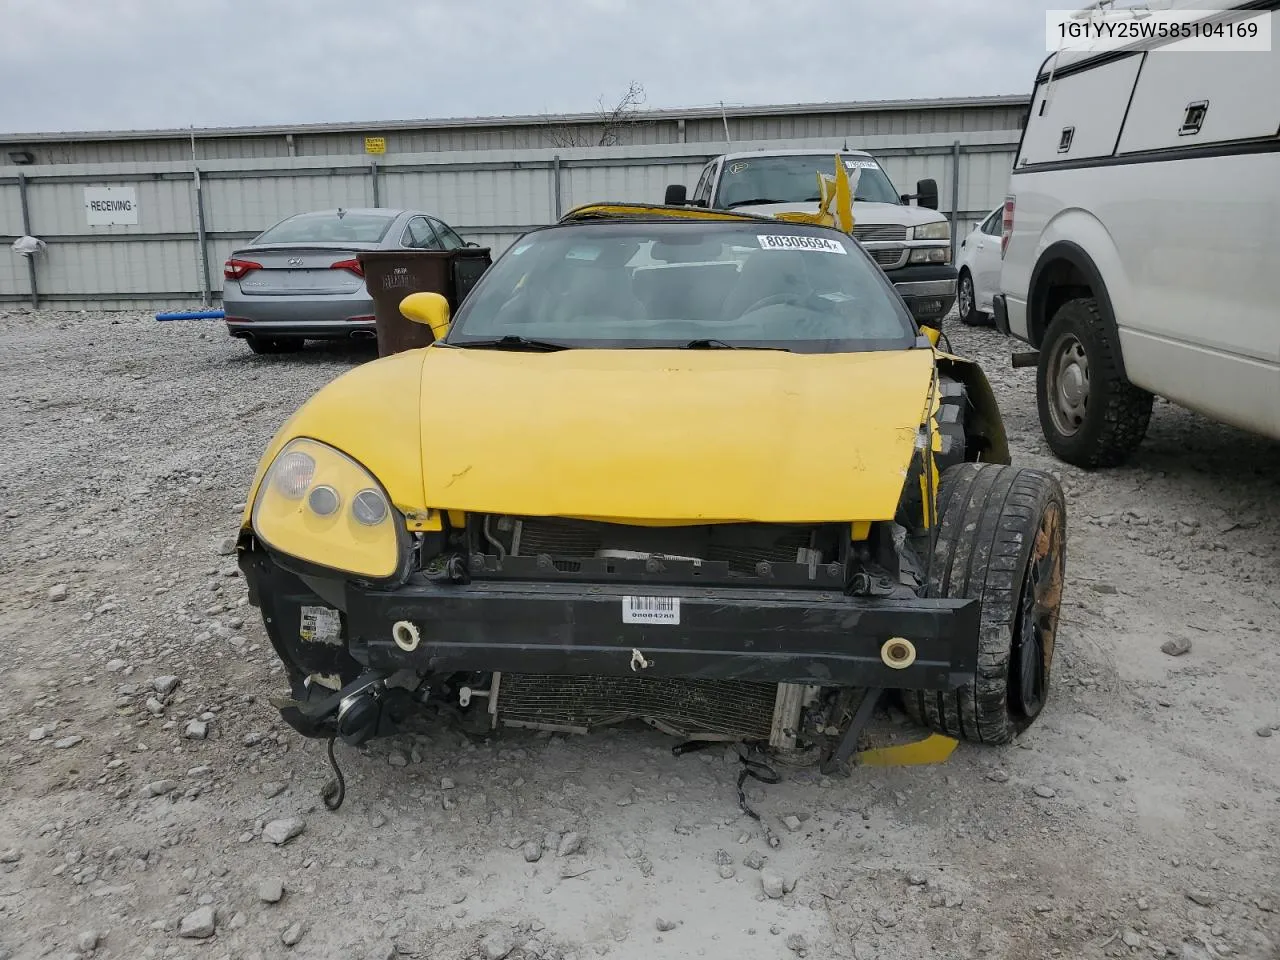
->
(239, 487), (980, 770)
(237, 336), (1010, 771)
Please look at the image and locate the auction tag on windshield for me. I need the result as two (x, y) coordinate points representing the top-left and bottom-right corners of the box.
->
(623, 595), (680, 625)
(757, 234), (848, 254)
(844, 158), (880, 169)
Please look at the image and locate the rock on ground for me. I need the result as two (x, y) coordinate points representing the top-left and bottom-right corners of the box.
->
(178, 906), (216, 939)
(262, 818), (305, 845)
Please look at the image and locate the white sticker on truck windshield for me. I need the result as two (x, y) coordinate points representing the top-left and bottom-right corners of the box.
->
(844, 158), (880, 169)
(623, 595), (680, 625)
(757, 234), (848, 254)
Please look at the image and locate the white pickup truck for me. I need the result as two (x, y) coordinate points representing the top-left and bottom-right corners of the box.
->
(664, 149), (957, 325)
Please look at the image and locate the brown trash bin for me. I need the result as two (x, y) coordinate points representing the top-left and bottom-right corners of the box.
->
(357, 248), (492, 357)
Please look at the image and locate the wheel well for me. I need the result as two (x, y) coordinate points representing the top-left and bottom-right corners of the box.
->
(1029, 258), (1092, 348)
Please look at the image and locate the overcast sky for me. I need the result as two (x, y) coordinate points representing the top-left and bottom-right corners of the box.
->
(0, 0), (1055, 134)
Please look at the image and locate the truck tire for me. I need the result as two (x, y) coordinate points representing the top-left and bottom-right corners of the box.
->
(1036, 298), (1152, 467)
(905, 462), (1066, 745)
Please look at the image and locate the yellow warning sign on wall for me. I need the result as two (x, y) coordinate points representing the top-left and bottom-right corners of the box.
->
(364, 137), (387, 155)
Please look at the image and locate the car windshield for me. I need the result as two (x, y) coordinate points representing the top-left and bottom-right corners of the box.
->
(255, 211), (397, 244)
(446, 220), (916, 353)
(715, 155), (900, 208)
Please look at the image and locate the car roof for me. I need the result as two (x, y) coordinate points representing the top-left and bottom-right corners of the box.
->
(716, 148), (875, 162)
(279, 207), (428, 220)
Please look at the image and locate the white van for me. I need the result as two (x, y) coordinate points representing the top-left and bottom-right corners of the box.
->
(995, 2), (1280, 467)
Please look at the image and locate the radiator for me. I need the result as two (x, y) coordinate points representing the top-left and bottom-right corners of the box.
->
(494, 673), (786, 742)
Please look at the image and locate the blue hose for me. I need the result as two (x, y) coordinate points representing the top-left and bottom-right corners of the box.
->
(155, 309), (225, 321)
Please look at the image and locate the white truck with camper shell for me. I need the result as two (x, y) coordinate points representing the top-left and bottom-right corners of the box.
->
(663, 149), (957, 327)
(995, 0), (1280, 467)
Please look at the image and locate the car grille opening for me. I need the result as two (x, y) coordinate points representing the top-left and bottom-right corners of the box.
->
(473, 515), (845, 588)
(495, 673), (781, 740)
(853, 224), (908, 242)
(869, 247), (906, 267)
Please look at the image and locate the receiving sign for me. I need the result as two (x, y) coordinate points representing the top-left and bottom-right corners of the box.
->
(84, 186), (139, 225)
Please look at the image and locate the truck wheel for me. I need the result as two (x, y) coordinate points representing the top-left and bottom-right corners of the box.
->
(1037, 298), (1152, 467)
(956, 269), (984, 326)
(906, 463), (1066, 745)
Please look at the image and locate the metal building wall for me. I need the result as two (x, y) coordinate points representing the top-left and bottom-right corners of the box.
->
(0, 97), (1028, 166)
(0, 132), (1018, 310)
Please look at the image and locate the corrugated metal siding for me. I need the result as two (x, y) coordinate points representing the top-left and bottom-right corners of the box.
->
(25, 177), (197, 235)
(35, 239), (200, 297)
(206, 172), (374, 234)
(380, 166), (553, 226)
(1, 97), (1028, 166)
(0, 130), (1018, 308)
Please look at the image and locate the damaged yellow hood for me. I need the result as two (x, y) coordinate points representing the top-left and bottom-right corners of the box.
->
(420, 346), (935, 523)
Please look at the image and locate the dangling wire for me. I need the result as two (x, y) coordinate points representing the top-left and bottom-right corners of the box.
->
(321, 737), (346, 811)
(673, 739), (783, 846)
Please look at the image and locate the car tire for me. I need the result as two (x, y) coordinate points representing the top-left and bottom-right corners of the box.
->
(956, 269), (985, 326)
(1036, 297), (1152, 468)
(247, 336), (305, 355)
(905, 462), (1066, 745)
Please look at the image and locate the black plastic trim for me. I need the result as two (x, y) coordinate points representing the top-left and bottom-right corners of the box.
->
(344, 579), (982, 690)
(1026, 241), (1124, 376)
(992, 294), (1010, 337)
(884, 263), (959, 283)
(1013, 133), (1280, 175)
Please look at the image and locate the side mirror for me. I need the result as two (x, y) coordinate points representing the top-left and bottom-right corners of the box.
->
(664, 184), (688, 206)
(399, 291), (451, 340)
(916, 178), (939, 210)
(919, 323), (941, 347)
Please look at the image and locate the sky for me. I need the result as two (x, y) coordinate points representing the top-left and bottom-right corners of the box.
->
(0, 0), (1057, 134)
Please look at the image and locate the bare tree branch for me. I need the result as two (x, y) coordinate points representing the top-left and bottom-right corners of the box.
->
(541, 82), (648, 148)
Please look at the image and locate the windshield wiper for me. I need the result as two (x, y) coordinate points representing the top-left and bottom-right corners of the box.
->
(724, 198), (785, 209)
(454, 335), (569, 352)
(681, 339), (790, 351)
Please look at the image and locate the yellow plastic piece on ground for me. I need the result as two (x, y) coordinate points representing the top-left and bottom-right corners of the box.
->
(856, 733), (958, 767)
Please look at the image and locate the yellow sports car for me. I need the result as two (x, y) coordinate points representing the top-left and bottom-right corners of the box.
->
(237, 197), (1066, 776)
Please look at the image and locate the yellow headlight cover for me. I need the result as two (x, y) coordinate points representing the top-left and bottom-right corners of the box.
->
(251, 438), (400, 579)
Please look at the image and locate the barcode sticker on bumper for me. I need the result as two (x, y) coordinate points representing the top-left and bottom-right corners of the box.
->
(623, 595), (680, 625)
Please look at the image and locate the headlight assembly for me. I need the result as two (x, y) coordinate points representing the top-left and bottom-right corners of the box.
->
(909, 247), (952, 264)
(909, 221), (950, 241)
(251, 438), (400, 579)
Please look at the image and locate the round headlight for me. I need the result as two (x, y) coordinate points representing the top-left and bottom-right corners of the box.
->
(351, 488), (388, 526)
(307, 485), (341, 516)
(271, 451), (315, 499)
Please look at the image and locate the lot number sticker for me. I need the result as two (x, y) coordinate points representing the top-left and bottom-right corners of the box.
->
(757, 234), (848, 254)
(623, 595), (680, 625)
(299, 605), (343, 645)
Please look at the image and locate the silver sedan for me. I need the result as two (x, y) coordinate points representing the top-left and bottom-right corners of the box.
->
(222, 208), (473, 354)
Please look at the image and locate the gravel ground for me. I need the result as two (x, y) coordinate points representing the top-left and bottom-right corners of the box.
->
(1, 307), (1277, 960)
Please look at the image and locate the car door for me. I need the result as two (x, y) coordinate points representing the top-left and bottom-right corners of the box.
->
(972, 209), (1004, 311)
